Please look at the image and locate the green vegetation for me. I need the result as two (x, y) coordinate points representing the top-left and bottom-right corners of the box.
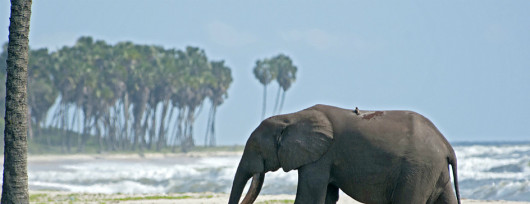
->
(112, 194), (214, 201)
(27, 192), (216, 203)
(0, 37), (299, 154)
(253, 54), (297, 119)
(26, 192), (296, 203)
(113, 195), (193, 201)
(256, 199), (295, 204)
(18, 126), (244, 154)
(28, 193), (47, 202)
(1, 37), (234, 153)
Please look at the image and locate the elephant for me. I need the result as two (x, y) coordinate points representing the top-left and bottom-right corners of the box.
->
(228, 104), (460, 204)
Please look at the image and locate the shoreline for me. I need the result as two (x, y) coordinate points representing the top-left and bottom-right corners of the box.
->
(26, 151), (243, 162)
(29, 191), (530, 204)
(21, 151), (530, 203)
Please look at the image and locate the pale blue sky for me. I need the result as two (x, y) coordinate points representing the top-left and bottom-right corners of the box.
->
(1, 1), (529, 144)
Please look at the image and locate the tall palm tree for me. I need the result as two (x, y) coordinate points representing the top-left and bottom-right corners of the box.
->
(2, 0), (32, 203)
(272, 54), (297, 113)
(28, 48), (58, 140)
(155, 48), (178, 151)
(204, 60), (232, 146)
(253, 59), (275, 119)
(177, 46), (211, 151)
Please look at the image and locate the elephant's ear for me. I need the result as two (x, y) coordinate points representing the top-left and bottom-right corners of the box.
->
(277, 109), (334, 172)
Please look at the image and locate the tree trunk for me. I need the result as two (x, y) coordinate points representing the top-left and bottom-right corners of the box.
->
(204, 105), (213, 146)
(157, 100), (169, 151)
(132, 88), (148, 152)
(182, 107), (196, 152)
(110, 106), (119, 151)
(122, 93), (129, 150)
(273, 85), (281, 114)
(67, 104), (80, 153)
(60, 103), (67, 153)
(278, 89), (286, 114)
(148, 104), (157, 150)
(95, 117), (102, 153)
(261, 85), (267, 119)
(171, 108), (184, 152)
(2, 0), (32, 203)
(209, 106), (217, 147)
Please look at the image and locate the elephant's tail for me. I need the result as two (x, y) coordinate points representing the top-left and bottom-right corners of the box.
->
(448, 152), (461, 204)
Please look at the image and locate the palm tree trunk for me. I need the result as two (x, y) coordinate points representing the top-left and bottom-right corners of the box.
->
(2, 0), (32, 202)
(79, 111), (91, 153)
(148, 103), (157, 150)
(94, 117), (103, 153)
(60, 103), (68, 153)
(273, 85), (281, 115)
(209, 106), (217, 147)
(261, 85), (267, 119)
(141, 107), (151, 150)
(171, 108), (184, 152)
(278, 89), (286, 114)
(157, 100), (170, 151)
(68, 104), (79, 153)
(182, 106), (196, 152)
(204, 105), (213, 146)
(122, 93), (129, 150)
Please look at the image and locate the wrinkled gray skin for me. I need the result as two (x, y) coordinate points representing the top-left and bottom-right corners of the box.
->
(228, 104), (460, 204)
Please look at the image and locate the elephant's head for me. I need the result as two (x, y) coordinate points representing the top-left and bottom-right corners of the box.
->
(228, 107), (334, 204)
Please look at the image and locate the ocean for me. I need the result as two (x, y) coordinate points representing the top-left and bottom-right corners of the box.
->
(27, 142), (530, 201)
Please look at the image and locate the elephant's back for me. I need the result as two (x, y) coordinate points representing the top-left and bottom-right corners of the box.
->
(319, 106), (452, 203)
(309, 104), (452, 160)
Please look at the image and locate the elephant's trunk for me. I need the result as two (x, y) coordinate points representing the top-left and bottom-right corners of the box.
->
(228, 166), (265, 204)
(228, 166), (251, 204)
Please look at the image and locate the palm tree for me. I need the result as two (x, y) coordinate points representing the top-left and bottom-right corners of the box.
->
(272, 54), (297, 113)
(128, 45), (155, 152)
(155, 48), (179, 151)
(114, 41), (137, 150)
(27, 48), (59, 140)
(2, 0), (32, 203)
(1, 36), (237, 154)
(50, 43), (82, 150)
(204, 60), (232, 146)
(253, 54), (297, 117)
(253, 59), (275, 119)
(177, 46), (211, 152)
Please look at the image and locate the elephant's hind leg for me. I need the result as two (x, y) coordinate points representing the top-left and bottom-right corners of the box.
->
(325, 184), (339, 204)
(391, 170), (433, 204)
(433, 181), (458, 204)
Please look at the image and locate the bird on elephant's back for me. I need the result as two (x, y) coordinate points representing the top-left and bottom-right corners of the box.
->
(228, 104), (460, 204)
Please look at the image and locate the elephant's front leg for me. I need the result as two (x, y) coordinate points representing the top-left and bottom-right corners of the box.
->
(295, 162), (331, 204)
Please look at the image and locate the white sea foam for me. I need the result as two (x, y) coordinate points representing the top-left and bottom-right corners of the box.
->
(18, 142), (530, 201)
(453, 143), (530, 201)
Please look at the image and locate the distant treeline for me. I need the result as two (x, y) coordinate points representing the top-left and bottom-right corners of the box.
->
(0, 36), (233, 153)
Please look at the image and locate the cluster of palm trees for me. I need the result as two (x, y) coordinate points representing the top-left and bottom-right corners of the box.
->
(253, 54), (298, 119)
(0, 36), (233, 153)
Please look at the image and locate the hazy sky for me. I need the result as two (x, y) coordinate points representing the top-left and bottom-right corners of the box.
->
(1, 1), (529, 144)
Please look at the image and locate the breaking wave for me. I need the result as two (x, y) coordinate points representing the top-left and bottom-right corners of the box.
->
(21, 142), (530, 201)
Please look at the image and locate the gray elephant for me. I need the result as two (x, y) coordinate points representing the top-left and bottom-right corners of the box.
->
(228, 104), (460, 204)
